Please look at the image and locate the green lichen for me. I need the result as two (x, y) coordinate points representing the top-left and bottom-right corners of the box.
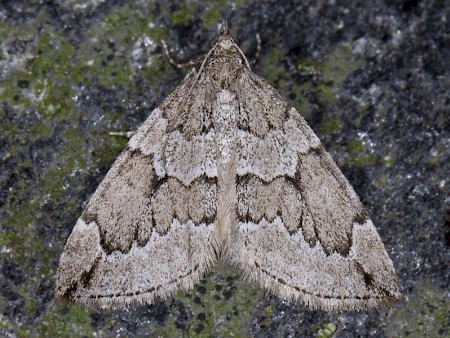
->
(297, 59), (321, 76)
(36, 304), (93, 338)
(282, 79), (316, 118)
(317, 322), (337, 338)
(259, 49), (288, 85)
(378, 106), (388, 116)
(254, 304), (275, 329)
(265, 305), (274, 316)
(376, 176), (388, 187)
(322, 44), (364, 86)
(24, 299), (40, 318)
(0, 317), (8, 330)
(348, 140), (365, 154)
(201, 0), (230, 29)
(316, 43), (365, 107)
(1, 31), (76, 132)
(344, 140), (378, 167)
(154, 263), (262, 337)
(259, 47), (317, 118)
(427, 140), (447, 166)
(383, 154), (394, 168)
(78, 10), (142, 90)
(347, 153), (377, 167)
(316, 84), (337, 105)
(172, 3), (199, 26)
(318, 115), (341, 134)
(387, 281), (449, 337)
(296, 44), (364, 125)
(169, 0), (243, 31)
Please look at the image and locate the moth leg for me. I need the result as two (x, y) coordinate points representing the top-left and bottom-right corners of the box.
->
(249, 34), (261, 66)
(108, 131), (135, 138)
(161, 39), (202, 69)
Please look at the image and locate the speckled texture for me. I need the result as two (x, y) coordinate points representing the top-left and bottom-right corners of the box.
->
(55, 25), (398, 312)
(0, 1), (448, 337)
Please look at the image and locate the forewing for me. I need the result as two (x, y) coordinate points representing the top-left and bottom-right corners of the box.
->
(231, 71), (399, 311)
(56, 71), (219, 308)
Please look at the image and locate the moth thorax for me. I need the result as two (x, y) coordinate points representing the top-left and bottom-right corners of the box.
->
(208, 59), (243, 88)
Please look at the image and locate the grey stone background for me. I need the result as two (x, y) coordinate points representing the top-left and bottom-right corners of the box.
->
(0, 1), (448, 337)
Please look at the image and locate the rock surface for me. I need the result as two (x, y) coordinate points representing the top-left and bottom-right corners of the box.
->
(0, 1), (448, 337)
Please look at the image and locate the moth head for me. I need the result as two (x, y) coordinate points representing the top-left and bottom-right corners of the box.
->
(218, 37), (235, 50)
(216, 21), (238, 51)
(209, 21), (250, 69)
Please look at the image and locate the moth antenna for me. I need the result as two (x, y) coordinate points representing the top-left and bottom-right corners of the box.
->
(160, 39), (201, 69)
(108, 131), (135, 138)
(249, 33), (262, 66)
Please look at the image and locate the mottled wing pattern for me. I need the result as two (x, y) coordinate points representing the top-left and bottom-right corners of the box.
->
(57, 23), (399, 311)
(230, 70), (400, 311)
(55, 71), (219, 308)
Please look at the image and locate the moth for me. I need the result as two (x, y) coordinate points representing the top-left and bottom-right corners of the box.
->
(56, 22), (399, 311)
